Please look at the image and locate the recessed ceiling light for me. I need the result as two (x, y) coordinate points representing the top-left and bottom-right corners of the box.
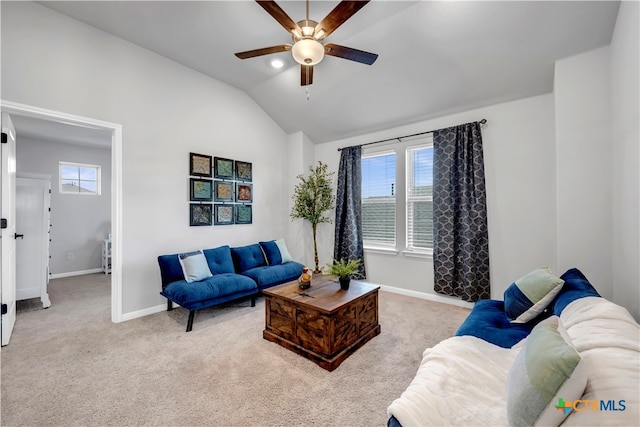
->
(271, 59), (284, 69)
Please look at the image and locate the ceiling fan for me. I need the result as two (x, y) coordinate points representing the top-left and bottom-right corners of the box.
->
(234, 0), (378, 86)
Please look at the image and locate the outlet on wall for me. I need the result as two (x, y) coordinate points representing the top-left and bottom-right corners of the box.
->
(67, 252), (74, 260)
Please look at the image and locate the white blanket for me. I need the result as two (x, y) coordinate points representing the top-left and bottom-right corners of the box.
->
(387, 335), (518, 426)
(561, 297), (640, 426)
(387, 297), (639, 427)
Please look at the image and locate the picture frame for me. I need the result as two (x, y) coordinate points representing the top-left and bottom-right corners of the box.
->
(214, 180), (234, 202)
(235, 161), (252, 182)
(236, 183), (253, 203)
(214, 204), (235, 225)
(189, 203), (212, 226)
(214, 157), (234, 180)
(190, 178), (213, 202)
(189, 152), (212, 177)
(235, 204), (252, 225)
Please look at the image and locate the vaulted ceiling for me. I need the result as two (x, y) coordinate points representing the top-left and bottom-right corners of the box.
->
(27, 1), (620, 144)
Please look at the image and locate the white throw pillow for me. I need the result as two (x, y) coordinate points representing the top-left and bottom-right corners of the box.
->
(275, 238), (294, 263)
(178, 250), (213, 283)
(506, 316), (587, 426)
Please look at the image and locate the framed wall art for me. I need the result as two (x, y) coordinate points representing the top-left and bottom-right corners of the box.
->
(214, 157), (234, 180)
(214, 180), (234, 202)
(214, 204), (234, 225)
(235, 161), (252, 182)
(235, 204), (252, 224)
(190, 204), (212, 226)
(190, 178), (213, 202)
(236, 183), (253, 203)
(189, 152), (212, 177)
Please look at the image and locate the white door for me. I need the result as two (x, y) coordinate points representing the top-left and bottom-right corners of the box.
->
(16, 176), (51, 308)
(1, 112), (17, 346)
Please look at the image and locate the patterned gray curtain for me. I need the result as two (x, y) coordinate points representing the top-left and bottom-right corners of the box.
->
(433, 122), (490, 301)
(334, 146), (366, 279)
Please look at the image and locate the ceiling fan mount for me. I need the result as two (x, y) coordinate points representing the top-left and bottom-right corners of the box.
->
(234, 0), (378, 86)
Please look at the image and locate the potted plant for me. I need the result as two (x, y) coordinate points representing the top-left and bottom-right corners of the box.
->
(326, 258), (362, 290)
(291, 161), (335, 274)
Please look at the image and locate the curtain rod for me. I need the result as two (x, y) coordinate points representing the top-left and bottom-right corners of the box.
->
(337, 119), (487, 152)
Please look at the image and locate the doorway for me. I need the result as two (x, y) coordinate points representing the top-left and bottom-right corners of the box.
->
(0, 100), (123, 324)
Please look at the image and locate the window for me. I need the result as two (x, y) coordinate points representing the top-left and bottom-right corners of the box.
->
(59, 162), (101, 195)
(406, 146), (433, 251)
(361, 136), (433, 256)
(361, 152), (396, 246)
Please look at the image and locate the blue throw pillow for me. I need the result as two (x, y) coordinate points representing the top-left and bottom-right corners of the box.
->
(259, 240), (282, 266)
(202, 245), (235, 274)
(178, 250), (213, 283)
(504, 267), (564, 323)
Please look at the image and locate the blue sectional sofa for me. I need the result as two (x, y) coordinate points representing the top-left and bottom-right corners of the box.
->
(387, 268), (612, 427)
(454, 267), (601, 348)
(158, 240), (304, 331)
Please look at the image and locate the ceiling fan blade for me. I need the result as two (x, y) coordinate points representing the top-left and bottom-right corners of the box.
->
(324, 43), (378, 65)
(235, 44), (292, 59)
(256, 0), (300, 34)
(301, 65), (314, 86)
(315, 1), (369, 39)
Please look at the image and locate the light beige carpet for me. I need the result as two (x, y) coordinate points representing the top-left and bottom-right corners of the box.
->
(1, 273), (470, 426)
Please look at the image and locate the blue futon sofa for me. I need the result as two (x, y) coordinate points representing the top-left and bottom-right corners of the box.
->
(158, 240), (304, 331)
(453, 267), (601, 348)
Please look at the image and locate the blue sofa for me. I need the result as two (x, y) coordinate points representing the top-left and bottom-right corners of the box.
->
(158, 241), (304, 331)
(454, 267), (601, 348)
(387, 268), (604, 427)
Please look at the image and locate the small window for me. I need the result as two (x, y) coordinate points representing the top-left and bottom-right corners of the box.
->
(59, 162), (101, 195)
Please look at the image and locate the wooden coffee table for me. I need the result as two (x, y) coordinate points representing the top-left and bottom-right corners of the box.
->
(262, 275), (380, 371)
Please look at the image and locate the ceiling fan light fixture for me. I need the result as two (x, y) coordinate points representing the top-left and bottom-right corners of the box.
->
(297, 19), (318, 38)
(292, 38), (324, 65)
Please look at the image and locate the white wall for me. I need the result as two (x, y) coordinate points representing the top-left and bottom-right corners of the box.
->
(314, 94), (558, 301)
(16, 138), (111, 275)
(610, 0), (640, 320)
(554, 46), (613, 300)
(3, 1), (637, 321)
(1, 1), (291, 315)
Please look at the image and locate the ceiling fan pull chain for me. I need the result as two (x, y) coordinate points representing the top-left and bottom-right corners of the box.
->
(306, 87), (310, 101)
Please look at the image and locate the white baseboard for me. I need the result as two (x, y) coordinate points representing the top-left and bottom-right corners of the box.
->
(120, 287), (472, 323)
(121, 301), (184, 322)
(121, 304), (167, 322)
(378, 283), (475, 309)
(50, 268), (104, 279)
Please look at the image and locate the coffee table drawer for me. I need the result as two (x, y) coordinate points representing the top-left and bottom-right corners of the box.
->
(296, 308), (326, 354)
(265, 298), (295, 341)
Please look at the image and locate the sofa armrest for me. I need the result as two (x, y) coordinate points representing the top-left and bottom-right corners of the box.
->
(157, 254), (184, 289)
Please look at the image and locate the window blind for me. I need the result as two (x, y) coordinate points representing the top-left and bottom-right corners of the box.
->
(406, 146), (433, 250)
(361, 152), (396, 245)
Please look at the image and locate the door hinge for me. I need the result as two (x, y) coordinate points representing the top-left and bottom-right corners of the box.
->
(49, 189), (52, 194)
(1, 304), (7, 315)
(1, 218), (6, 229)
(1, 132), (7, 144)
